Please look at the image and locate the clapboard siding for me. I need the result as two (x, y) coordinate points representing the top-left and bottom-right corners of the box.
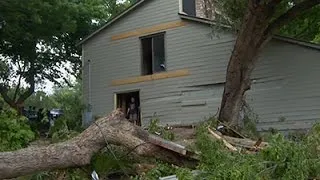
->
(82, 0), (320, 131)
(247, 41), (320, 131)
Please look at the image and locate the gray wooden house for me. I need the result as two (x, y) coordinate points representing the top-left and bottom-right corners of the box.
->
(78, 0), (320, 132)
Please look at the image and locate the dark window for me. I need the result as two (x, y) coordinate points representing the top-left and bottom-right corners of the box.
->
(141, 33), (166, 75)
(182, 0), (196, 16)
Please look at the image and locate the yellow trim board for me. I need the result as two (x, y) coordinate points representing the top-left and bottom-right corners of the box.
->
(111, 69), (190, 86)
(111, 20), (187, 41)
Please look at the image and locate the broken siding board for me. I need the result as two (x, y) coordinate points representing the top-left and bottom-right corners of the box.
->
(181, 100), (206, 107)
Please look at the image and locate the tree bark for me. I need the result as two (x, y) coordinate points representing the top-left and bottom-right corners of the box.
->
(218, 0), (320, 127)
(0, 73), (35, 115)
(218, 2), (272, 127)
(0, 109), (197, 179)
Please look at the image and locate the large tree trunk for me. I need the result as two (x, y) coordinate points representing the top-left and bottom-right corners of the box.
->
(0, 110), (196, 179)
(0, 76), (35, 114)
(218, 2), (271, 127)
(218, 0), (320, 127)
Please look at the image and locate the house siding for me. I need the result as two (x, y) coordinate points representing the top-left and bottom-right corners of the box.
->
(248, 41), (320, 132)
(82, 0), (320, 132)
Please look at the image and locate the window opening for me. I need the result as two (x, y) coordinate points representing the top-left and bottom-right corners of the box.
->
(141, 33), (165, 75)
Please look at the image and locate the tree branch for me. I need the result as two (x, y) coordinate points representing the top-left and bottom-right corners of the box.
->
(268, 0), (320, 33)
(16, 55), (36, 106)
(15, 75), (35, 105)
(13, 62), (24, 101)
(0, 85), (15, 108)
(0, 110), (197, 179)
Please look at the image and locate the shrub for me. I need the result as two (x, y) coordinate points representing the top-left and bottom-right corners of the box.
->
(48, 117), (79, 143)
(51, 81), (85, 132)
(91, 146), (134, 178)
(148, 117), (175, 141)
(135, 161), (178, 180)
(0, 108), (35, 151)
(193, 122), (320, 180)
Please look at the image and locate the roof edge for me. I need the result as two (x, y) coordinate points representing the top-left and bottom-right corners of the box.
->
(272, 35), (320, 50)
(179, 14), (320, 51)
(76, 0), (146, 46)
(179, 13), (232, 29)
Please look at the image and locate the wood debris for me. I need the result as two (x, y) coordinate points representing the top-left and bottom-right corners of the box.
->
(208, 127), (238, 151)
(208, 126), (268, 153)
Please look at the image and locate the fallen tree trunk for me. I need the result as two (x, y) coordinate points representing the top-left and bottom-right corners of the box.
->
(0, 110), (197, 179)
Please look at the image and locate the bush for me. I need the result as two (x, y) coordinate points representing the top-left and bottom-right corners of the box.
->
(48, 117), (79, 143)
(51, 81), (85, 132)
(134, 161), (178, 180)
(193, 123), (320, 180)
(0, 108), (35, 151)
(91, 146), (135, 178)
(148, 117), (175, 141)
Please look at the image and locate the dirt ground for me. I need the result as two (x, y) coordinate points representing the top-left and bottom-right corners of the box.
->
(170, 127), (196, 140)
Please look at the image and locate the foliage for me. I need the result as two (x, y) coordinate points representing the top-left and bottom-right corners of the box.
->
(51, 81), (84, 131)
(212, 0), (320, 43)
(18, 168), (89, 180)
(134, 161), (178, 180)
(24, 91), (58, 110)
(148, 117), (175, 141)
(0, 0), (132, 109)
(279, 5), (320, 43)
(175, 168), (194, 180)
(192, 122), (320, 180)
(240, 103), (260, 139)
(133, 161), (194, 180)
(91, 146), (134, 178)
(0, 106), (35, 151)
(138, 121), (319, 180)
(48, 117), (79, 143)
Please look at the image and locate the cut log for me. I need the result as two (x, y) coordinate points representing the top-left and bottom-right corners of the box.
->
(0, 109), (197, 179)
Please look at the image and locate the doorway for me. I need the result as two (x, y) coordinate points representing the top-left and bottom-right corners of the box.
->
(115, 91), (141, 126)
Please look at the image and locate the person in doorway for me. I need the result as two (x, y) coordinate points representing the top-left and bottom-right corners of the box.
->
(127, 97), (139, 125)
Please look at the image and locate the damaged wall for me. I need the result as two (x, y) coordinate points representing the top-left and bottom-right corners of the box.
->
(247, 41), (320, 132)
(82, 0), (320, 132)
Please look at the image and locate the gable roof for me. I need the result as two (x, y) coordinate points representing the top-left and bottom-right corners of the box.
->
(76, 0), (147, 46)
(77, 0), (320, 51)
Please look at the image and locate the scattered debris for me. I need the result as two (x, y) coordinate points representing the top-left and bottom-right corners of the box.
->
(208, 127), (238, 151)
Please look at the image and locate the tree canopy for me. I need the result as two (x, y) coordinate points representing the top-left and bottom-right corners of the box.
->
(0, 0), (133, 111)
(212, 0), (320, 43)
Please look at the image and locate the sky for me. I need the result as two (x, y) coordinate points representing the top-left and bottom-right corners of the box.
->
(6, 60), (77, 95)
(36, 62), (76, 95)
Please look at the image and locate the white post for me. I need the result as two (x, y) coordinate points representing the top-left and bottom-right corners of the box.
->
(179, 0), (183, 13)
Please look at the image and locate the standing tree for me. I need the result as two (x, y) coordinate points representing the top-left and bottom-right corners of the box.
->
(216, 0), (320, 127)
(0, 0), (132, 113)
